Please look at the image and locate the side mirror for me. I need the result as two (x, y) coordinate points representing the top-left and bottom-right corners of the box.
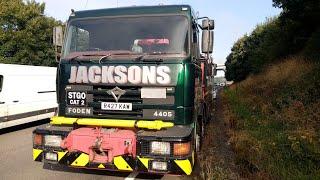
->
(201, 19), (214, 30)
(53, 26), (64, 62)
(53, 26), (63, 46)
(202, 30), (214, 53)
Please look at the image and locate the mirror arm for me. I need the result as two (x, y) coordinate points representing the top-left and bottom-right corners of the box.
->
(198, 57), (208, 62)
(196, 16), (210, 21)
(196, 17), (211, 30)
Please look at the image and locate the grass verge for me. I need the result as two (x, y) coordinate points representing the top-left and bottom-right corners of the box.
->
(223, 56), (320, 179)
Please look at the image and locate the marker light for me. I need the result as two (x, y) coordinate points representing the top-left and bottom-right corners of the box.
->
(174, 142), (191, 156)
(33, 134), (43, 146)
(150, 141), (170, 155)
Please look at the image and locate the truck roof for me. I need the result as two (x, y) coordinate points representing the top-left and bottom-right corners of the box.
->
(70, 5), (193, 20)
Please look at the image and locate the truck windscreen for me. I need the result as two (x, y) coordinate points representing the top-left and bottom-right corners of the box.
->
(63, 15), (189, 58)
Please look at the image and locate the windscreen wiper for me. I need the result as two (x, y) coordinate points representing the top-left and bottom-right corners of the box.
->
(68, 55), (95, 64)
(134, 52), (180, 62)
(66, 51), (134, 64)
(142, 58), (164, 62)
(99, 52), (137, 64)
(134, 54), (146, 62)
(68, 55), (85, 64)
(134, 54), (164, 62)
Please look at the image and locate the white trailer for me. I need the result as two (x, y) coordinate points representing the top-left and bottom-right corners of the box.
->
(0, 64), (57, 129)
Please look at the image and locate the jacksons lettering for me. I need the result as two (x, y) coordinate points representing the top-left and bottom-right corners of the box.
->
(68, 65), (171, 85)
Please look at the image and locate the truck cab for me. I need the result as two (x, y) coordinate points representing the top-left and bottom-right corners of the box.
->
(33, 5), (214, 175)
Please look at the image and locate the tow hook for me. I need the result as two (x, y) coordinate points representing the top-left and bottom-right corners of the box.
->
(61, 127), (137, 163)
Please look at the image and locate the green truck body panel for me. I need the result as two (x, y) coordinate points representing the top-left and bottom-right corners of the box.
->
(58, 56), (197, 125)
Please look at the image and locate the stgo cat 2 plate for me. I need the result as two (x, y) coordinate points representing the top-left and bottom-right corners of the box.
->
(66, 91), (86, 106)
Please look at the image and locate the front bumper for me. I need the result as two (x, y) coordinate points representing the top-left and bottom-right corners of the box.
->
(33, 124), (194, 175)
(33, 149), (194, 175)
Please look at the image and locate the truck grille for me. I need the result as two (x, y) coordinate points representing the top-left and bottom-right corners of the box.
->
(64, 84), (175, 120)
(89, 86), (143, 119)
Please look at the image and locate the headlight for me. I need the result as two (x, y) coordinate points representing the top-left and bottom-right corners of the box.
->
(150, 141), (170, 155)
(44, 135), (62, 147)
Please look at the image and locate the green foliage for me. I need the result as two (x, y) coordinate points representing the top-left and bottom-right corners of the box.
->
(273, 0), (320, 28)
(303, 28), (320, 61)
(226, 18), (288, 81)
(226, 0), (320, 81)
(0, 0), (61, 66)
(224, 58), (320, 178)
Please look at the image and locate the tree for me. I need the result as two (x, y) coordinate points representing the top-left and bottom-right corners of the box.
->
(225, 17), (290, 82)
(273, 0), (320, 24)
(273, 0), (320, 53)
(0, 0), (61, 66)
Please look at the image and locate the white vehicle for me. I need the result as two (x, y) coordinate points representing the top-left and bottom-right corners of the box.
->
(0, 64), (57, 129)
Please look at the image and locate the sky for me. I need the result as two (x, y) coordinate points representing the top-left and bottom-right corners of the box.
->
(35, 0), (281, 66)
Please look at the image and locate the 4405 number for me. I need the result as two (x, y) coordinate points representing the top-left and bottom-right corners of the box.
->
(153, 110), (173, 117)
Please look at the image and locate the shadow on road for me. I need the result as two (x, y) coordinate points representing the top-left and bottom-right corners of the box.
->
(0, 119), (50, 135)
(44, 163), (166, 179)
(44, 163), (130, 178)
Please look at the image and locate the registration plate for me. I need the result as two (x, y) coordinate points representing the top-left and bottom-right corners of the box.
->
(101, 102), (132, 111)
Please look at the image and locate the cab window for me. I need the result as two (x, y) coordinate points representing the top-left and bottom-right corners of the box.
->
(63, 15), (189, 58)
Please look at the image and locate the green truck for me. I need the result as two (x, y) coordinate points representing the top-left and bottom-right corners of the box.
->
(33, 5), (214, 175)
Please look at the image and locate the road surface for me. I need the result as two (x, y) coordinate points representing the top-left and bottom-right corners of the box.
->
(0, 121), (181, 180)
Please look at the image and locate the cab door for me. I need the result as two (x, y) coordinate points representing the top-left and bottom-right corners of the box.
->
(0, 75), (8, 121)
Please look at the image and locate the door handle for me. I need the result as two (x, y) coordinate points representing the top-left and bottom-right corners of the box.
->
(0, 101), (5, 104)
(13, 100), (19, 103)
